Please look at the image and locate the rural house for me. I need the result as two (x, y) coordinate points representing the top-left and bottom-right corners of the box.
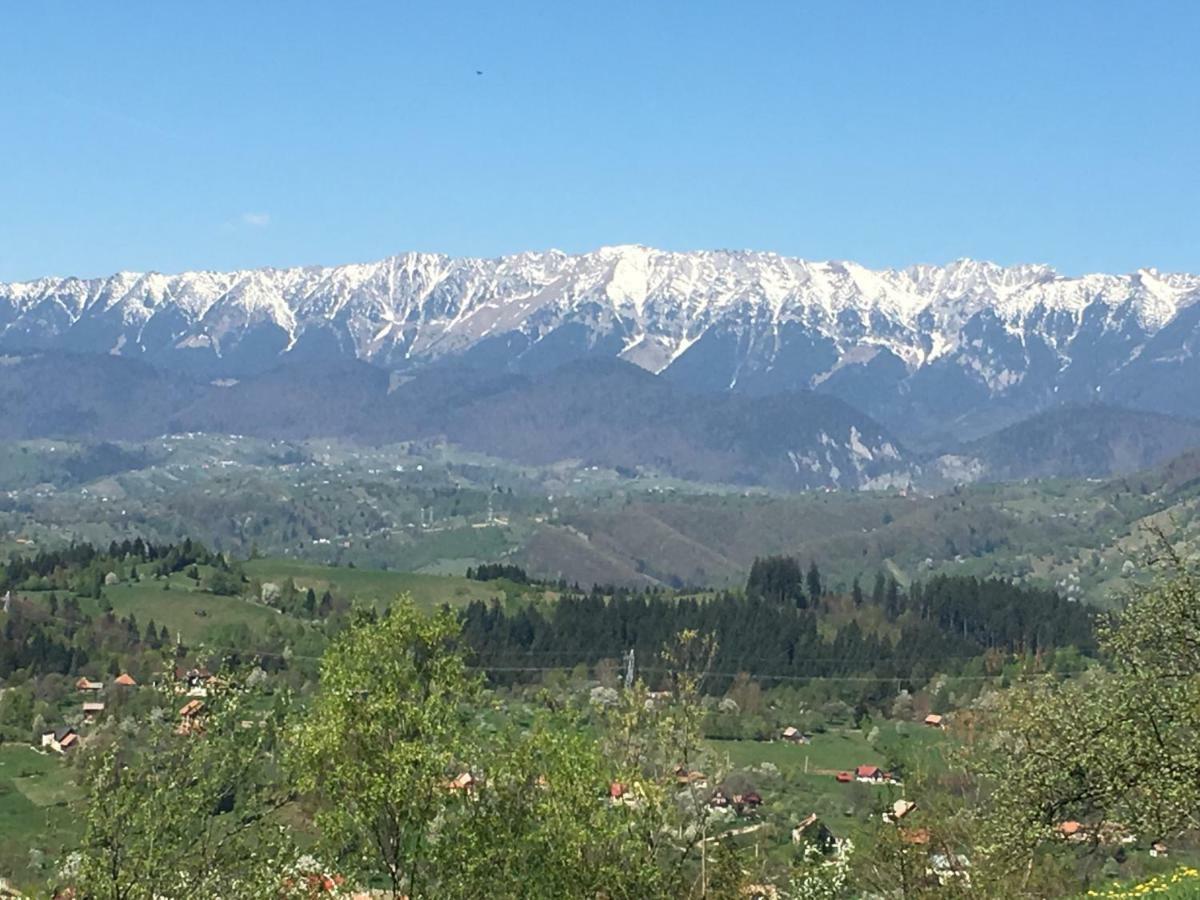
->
(855, 765), (896, 784)
(41, 727), (79, 754)
(177, 699), (205, 735)
(792, 813), (836, 853)
(884, 798), (918, 822)
(82, 701), (106, 722)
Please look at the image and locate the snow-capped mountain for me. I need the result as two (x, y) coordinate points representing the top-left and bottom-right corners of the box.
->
(4, 246), (1200, 443)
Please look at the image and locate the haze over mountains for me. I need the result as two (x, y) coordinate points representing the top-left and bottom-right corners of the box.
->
(4, 245), (1200, 489)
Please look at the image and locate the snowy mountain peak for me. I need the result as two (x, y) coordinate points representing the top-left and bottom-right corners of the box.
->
(3, 246), (1200, 440)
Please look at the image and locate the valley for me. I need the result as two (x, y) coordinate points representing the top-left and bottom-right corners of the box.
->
(2, 432), (1199, 604)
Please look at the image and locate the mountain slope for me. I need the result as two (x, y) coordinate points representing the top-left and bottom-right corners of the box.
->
(955, 405), (1200, 482)
(0, 352), (915, 490)
(4, 247), (1200, 443)
(953, 405), (1200, 482)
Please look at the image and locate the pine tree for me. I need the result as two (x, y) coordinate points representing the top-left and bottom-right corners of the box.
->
(807, 561), (823, 601)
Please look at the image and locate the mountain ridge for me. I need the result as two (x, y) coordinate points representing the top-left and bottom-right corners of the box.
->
(5, 246), (1200, 443)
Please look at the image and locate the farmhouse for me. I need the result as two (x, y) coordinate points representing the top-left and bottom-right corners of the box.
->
(114, 673), (138, 687)
(1058, 820), (1083, 841)
(82, 701), (106, 722)
(608, 781), (640, 807)
(792, 813), (836, 852)
(780, 726), (809, 744)
(855, 765), (896, 784)
(176, 666), (213, 697)
(75, 677), (103, 693)
(734, 791), (763, 815)
(177, 699), (205, 735)
(674, 766), (708, 786)
(923, 714), (945, 728)
(884, 798), (917, 822)
(41, 727), (79, 754)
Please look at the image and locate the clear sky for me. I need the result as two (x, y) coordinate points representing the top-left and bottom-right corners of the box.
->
(1, 2), (1197, 281)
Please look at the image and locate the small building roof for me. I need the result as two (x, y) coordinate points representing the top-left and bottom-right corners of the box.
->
(114, 673), (137, 687)
(82, 702), (106, 712)
(892, 799), (917, 819)
(179, 699), (205, 718)
(856, 764), (881, 778)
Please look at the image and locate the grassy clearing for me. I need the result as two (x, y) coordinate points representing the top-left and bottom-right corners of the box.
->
(709, 729), (887, 775)
(243, 558), (508, 609)
(0, 745), (83, 889)
(83, 576), (285, 645)
(705, 725), (953, 846)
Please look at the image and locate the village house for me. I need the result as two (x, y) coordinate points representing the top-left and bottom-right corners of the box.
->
(1057, 820), (1135, 846)
(75, 677), (103, 693)
(674, 766), (708, 787)
(1058, 820), (1084, 841)
(446, 771), (478, 793)
(923, 713), (945, 729)
(791, 813), (836, 853)
(855, 765), (897, 785)
(114, 673), (138, 687)
(175, 666), (213, 697)
(780, 726), (810, 744)
(883, 798), (918, 823)
(41, 727), (79, 754)
(729, 791), (763, 816)
(177, 699), (205, 735)
(82, 701), (106, 723)
(608, 781), (640, 808)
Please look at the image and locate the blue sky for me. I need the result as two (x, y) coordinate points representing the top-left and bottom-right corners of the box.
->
(1, 1), (1197, 281)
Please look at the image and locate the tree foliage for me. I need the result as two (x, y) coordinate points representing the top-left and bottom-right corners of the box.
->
(72, 675), (297, 899)
(967, 545), (1200, 892)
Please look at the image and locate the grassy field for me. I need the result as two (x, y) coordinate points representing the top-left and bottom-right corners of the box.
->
(243, 558), (513, 609)
(79, 571), (288, 645)
(0, 745), (83, 889)
(709, 730), (886, 773)
(703, 724), (954, 851)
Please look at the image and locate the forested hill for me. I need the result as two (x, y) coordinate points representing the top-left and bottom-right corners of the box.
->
(462, 558), (1095, 697)
(1, 542), (1093, 710)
